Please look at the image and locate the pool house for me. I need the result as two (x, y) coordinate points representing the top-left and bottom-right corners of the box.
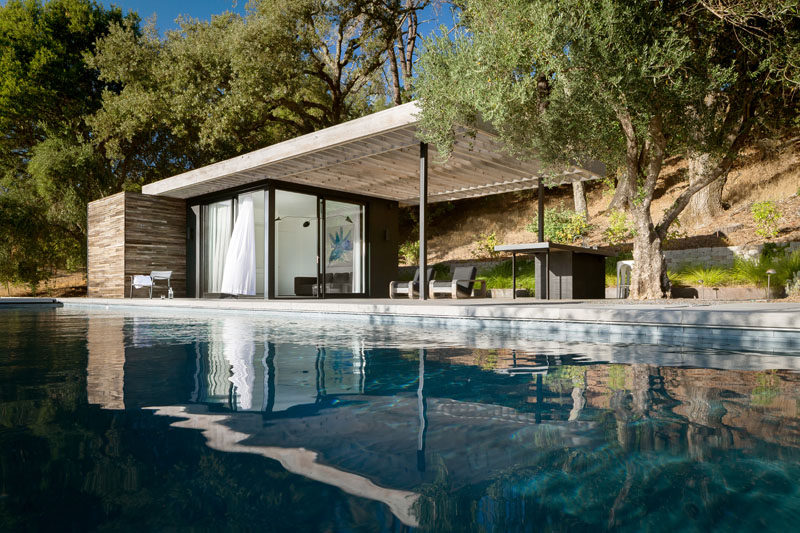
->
(87, 101), (605, 300)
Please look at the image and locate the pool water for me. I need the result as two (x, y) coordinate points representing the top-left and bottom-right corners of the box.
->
(1, 308), (800, 531)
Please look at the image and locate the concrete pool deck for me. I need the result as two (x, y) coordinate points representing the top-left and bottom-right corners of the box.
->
(53, 296), (800, 332)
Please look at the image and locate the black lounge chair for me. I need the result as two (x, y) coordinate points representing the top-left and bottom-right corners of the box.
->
(429, 265), (486, 299)
(389, 267), (433, 299)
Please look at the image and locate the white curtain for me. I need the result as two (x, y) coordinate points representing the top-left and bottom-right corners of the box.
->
(206, 201), (232, 293)
(221, 195), (256, 295)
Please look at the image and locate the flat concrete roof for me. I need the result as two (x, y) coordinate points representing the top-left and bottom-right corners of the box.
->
(141, 101), (606, 204)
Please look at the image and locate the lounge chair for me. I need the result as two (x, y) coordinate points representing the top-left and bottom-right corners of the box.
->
(389, 267), (433, 299)
(429, 265), (486, 299)
(130, 271), (172, 298)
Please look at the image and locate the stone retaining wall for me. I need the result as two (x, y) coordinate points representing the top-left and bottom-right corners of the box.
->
(664, 241), (800, 269)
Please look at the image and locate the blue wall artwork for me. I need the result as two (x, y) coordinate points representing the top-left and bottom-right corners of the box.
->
(327, 225), (353, 267)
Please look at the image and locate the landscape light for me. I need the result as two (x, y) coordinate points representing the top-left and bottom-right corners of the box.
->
(766, 269), (777, 299)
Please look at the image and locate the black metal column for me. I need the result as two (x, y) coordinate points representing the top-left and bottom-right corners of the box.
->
(537, 177), (545, 242)
(512, 252), (517, 300)
(419, 142), (429, 300)
(536, 177), (548, 300)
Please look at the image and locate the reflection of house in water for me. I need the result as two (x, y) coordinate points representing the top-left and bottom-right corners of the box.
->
(85, 314), (800, 527)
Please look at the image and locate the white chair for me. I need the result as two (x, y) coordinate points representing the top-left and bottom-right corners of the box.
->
(130, 271), (172, 298)
(616, 260), (634, 298)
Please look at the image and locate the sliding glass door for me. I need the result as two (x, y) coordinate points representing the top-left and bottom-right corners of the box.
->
(202, 191), (265, 298)
(321, 199), (364, 296)
(201, 188), (365, 299)
(203, 199), (233, 295)
(274, 190), (319, 297)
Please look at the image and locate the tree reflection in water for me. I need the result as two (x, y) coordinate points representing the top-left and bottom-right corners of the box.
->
(1, 309), (799, 531)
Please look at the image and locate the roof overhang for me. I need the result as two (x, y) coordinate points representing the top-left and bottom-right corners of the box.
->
(141, 101), (605, 205)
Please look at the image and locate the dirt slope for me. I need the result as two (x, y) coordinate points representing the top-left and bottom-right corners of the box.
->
(406, 140), (800, 263)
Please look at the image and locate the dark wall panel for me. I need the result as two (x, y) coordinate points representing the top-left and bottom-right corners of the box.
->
(368, 199), (399, 297)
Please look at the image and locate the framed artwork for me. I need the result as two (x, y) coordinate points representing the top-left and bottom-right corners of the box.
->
(327, 224), (354, 268)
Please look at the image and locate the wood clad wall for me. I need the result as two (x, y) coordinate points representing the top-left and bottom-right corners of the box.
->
(88, 192), (187, 298)
(124, 193), (187, 297)
(88, 193), (126, 297)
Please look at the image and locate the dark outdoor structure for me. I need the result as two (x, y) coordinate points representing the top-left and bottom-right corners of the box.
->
(495, 242), (612, 299)
(87, 102), (605, 300)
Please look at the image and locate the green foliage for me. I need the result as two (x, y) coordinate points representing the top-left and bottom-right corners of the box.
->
(0, 192), (76, 293)
(416, 0), (799, 298)
(399, 240), (420, 265)
(607, 365), (628, 391)
(0, 0), (136, 282)
(88, 0), (419, 184)
(751, 371), (780, 407)
(477, 258), (535, 292)
(525, 206), (590, 244)
(470, 231), (500, 259)
(733, 249), (800, 288)
(603, 210), (636, 245)
(751, 201), (782, 239)
(669, 265), (736, 287)
(544, 365), (586, 390)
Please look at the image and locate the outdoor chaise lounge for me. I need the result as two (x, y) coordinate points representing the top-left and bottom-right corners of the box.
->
(429, 266), (486, 299)
(129, 271), (172, 298)
(389, 267), (433, 299)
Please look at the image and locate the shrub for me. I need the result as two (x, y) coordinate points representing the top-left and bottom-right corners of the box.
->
(669, 265), (736, 287)
(478, 258), (536, 291)
(751, 201), (782, 239)
(733, 249), (800, 288)
(399, 240), (419, 265)
(525, 206), (590, 244)
(603, 210), (635, 245)
(471, 231), (501, 259)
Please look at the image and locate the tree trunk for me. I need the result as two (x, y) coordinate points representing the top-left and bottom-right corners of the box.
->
(572, 181), (589, 220)
(684, 151), (726, 223)
(629, 214), (670, 299)
(607, 171), (635, 211)
(387, 45), (403, 105)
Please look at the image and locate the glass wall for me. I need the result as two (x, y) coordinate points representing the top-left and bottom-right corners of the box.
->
(322, 199), (364, 295)
(200, 187), (366, 299)
(202, 199), (233, 294)
(202, 191), (265, 297)
(237, 191), (266, 297)
(274, 190), (319, 297)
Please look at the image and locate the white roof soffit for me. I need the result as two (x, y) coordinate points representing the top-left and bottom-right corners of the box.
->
(141, 101), (606, 204)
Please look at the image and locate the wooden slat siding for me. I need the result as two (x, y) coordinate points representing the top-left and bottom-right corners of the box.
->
(124, 192), (187, 298)
(87, 193), (126, 298)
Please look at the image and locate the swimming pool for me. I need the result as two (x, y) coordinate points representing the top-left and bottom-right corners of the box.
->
(2, 307), (799, 531)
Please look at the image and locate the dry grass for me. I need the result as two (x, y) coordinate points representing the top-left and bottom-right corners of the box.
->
(407, 139), (800, 261)
(2, 271), (86, 297)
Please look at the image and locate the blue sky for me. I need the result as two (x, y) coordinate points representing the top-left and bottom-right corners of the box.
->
(102, 1), (454, 38)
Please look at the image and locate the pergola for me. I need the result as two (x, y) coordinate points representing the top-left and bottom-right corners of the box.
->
(143, 101), (605, 299)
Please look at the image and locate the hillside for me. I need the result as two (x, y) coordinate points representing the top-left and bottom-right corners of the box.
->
(404, 140), (800, 263)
